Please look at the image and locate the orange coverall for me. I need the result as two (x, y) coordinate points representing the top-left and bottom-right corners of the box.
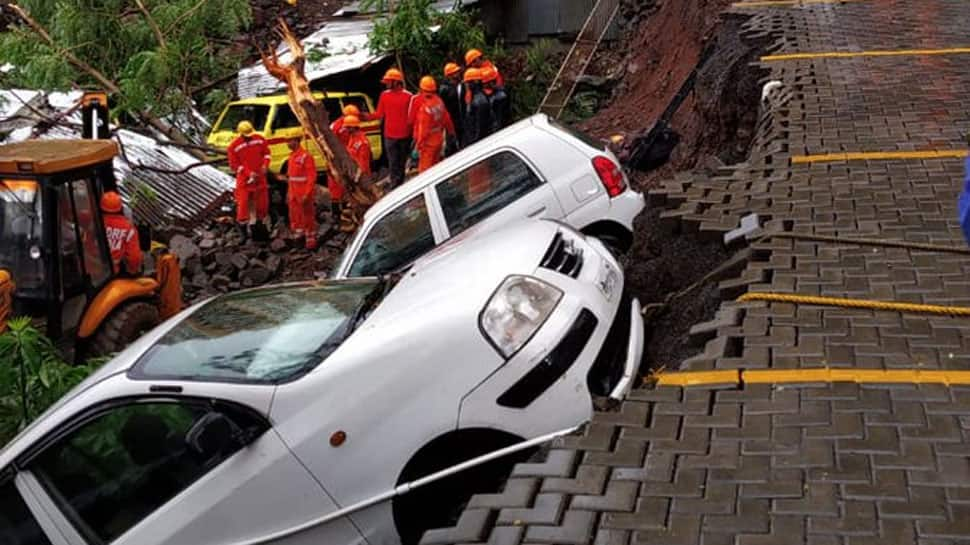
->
(104, 213), (142, 274)
(412, 93), (455, 173)
(227, 135), (271, 223)
(347, 131), (373, 177)
(286, 146), (318, 241)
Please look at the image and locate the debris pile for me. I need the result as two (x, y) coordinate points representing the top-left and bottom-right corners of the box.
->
(173, 216), (352, 303)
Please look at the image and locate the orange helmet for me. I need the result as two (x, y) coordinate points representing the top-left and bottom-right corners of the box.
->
(419, 76), (437, 93)
(382, 68), (404, 83)
(463, 68), (482, 82)
(100, 191), (123, 214)
(465, 48), (483, 66)
(342, 104), (360, 116)
(343, 115), (361, 129)
(481, 66), (499, 83)
(444, 62), (461, 77)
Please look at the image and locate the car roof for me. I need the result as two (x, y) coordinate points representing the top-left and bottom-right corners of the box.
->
(362, 114), (550, 222)
(228, 91), (363, 106)
(0, 139), (118, 175)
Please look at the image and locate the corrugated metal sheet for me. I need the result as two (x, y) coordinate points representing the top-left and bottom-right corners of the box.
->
(239, 0), (478, 99)
(481, 0), (620, 41)
(0, 90), (233, 229)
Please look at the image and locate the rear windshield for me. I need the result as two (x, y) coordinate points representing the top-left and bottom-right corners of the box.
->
(130, 281), (382, 384)
(215, 104), (270, 133)
(548, 118), (606, 151)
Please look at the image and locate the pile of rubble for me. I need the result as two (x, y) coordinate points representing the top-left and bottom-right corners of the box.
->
(169, 216), (353, 303)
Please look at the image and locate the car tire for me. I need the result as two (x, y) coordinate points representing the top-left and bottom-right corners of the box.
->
(88, 301), (159, 358)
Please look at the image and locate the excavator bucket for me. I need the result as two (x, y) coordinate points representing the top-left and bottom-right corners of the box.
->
(155, 253), (183, 320)
(0, 270), (13, 334)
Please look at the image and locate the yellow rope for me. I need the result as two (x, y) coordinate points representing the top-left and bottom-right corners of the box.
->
(737, 292), (970, 317)
(652, 368), (970, 387)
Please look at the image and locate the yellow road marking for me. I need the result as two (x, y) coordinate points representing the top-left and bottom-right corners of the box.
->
(737, 292), (970, 317)
(734, 0), (860, 7)
(792, 149), (969, 164)
(654, 368), (970, 387)
(655, 370), (740, 387)
(763, 47), (970, 62)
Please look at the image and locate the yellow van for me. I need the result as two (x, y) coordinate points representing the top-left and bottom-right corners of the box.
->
(207, 92), (383, 176)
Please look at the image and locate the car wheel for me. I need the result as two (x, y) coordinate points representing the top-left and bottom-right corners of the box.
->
(88, 301), (159, 358)
(393, 431), (533, 545)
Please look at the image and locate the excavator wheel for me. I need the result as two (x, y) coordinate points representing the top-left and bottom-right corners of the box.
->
(88, 300), (160, 357)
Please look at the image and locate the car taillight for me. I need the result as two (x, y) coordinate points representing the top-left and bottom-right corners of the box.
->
(592, 156), (626, 198)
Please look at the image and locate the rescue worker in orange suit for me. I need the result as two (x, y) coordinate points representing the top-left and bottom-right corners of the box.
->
(331, 104), (361, 147)
(327, 103), (362, 217)
(439, 62), (463, 155)
(465, 48), (504, 88)
(101, 191), (142, 275)
(227, 120), (271, 240)
(482, 66), (510, 133)
(282, 136), (318, 250)
(363, 68), (413, 188)
(412, 76), (456, 173)
(344, 115), (373, 178)
(462, 68), (493, 147)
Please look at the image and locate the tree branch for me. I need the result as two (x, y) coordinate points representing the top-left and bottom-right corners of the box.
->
(134, 0), (167, 48)
(165, 0), (207, 35)
(7, 2), (203, 157)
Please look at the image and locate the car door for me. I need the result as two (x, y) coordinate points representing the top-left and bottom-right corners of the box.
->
(16, 396), (364, 545)
(429, 149), (565, 241)
(0, 468), (55, 545)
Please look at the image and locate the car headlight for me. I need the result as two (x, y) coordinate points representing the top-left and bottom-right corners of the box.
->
(480, 275), (563, 359)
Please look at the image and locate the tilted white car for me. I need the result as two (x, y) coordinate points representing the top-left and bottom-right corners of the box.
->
(333, 113), (645, 279)
(0, 219), (644, 545)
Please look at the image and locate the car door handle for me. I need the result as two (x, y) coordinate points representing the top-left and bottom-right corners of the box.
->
(528, 207), (546, 218)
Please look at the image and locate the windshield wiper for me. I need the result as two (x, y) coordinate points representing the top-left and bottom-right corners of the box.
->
(345, 277), (389, 334)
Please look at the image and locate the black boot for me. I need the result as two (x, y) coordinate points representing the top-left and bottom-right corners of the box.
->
(331, 202), (343, 219)
(238, 224), (250, 243)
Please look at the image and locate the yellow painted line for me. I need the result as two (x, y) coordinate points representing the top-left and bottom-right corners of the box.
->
(653, 368), (970, 387)
(792, 149), (969, 164)
(744, 369), (970, 386)
(655, 370), (740, 387)
(733, 0), (860, 7)
(737, 292), (970, 317)
(763, 47), (970, 62)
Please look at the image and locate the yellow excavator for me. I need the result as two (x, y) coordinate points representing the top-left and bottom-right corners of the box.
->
(0, 139), (182, 361)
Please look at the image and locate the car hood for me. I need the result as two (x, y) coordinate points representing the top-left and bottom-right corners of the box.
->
(375, 219), (558, 320)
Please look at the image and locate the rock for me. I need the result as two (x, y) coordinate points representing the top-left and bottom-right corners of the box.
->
(184, 256), (204, 276)
(270, 238), (288, 253)
(576, 74), (610, 89)
(191, 272), (209, 289)
(229, 282), (241, 290)
(211, 274), (232, 291)
(230, 253), (249, 270)
(214, 252), (234, 267)
(170, 234), (201, 262)
(199, 238), (217, 250)
(249, 258), (267, 269)
(240, 266), (272, 287)
(205, 261), (218, 273)
(266, 255), (283, 275)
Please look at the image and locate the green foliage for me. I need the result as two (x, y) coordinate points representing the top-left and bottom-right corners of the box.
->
(506, 39), (558, 120)
(363, 0), (485, 83)
(0, 0), (253, 123)
(0, 318), (95, 446)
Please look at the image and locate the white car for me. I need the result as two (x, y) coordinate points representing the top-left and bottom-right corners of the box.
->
(0, 220), (644, 545)
(333, 113), (645, 279)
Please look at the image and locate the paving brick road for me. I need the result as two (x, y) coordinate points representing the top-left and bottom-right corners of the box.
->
(424, 1), (970, 543)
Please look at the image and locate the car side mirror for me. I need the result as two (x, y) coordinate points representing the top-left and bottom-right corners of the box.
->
(185, 412), (243, 460)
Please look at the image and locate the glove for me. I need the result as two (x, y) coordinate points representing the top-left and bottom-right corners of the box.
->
(410, 148), (419, 161)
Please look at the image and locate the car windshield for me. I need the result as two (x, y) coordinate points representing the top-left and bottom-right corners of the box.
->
(131, 281), (384, 384)
(0, 180), (45, 293)
(215, 104), (270, 133)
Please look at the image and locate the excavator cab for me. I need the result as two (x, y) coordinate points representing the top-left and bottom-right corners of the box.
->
(0, 140), (182, 361)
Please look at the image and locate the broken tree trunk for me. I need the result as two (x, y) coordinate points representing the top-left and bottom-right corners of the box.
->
(260, 19), (383, 232)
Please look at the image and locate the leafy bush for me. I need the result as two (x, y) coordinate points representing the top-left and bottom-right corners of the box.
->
(505, 39), (559, 120)
(0, 318), (95, 446)
(363, 0), (485, 83)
